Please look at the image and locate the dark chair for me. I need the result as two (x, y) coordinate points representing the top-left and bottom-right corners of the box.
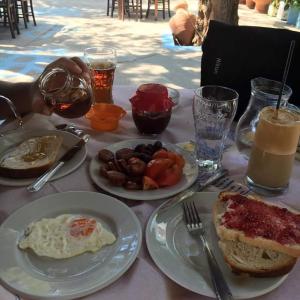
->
(110, 0), (142, 19)
(201, 20), (300, 120)
(19, 0), (36, 26)
(15, 0), (28, 28)
(0, 0), (20, 38)
(146, 0), (171, 20)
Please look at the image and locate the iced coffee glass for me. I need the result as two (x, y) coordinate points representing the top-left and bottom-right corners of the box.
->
(246, 106), (300, 195)
(84, 47), (117, 104)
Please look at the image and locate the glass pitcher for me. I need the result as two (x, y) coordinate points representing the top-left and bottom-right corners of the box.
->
(235, 77), (297, 159)
(39, 67), (92, 119)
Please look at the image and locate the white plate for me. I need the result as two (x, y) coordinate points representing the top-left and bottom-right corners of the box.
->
(89, 139), (198, 201)
(0, 191), (142, 300)
(0, 129), (87, 186)
(146, 192), (289, 299)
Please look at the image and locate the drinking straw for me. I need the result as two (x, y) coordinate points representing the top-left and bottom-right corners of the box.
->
(275, 40), (296, 114)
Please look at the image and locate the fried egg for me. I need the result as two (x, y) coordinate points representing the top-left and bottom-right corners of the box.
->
(18, 214), (116, 259)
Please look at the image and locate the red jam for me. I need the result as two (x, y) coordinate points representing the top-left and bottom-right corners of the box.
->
(132, 110), (171, 134)
(130, 83), (173, 135)
(221, 195), (300, 245)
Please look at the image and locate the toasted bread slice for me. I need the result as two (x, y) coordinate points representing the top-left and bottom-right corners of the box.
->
(219, 240), (296, 277)
(0, 135), (63, 178)
(213, 192), (300, 258)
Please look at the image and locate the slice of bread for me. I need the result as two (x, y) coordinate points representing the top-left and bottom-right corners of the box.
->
(0, 135), (63, 178)
(213, 192), (300, 258)
(219, 240), (296, 277)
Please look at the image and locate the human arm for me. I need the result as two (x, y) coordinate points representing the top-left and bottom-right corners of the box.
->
(0, 57), (91, 119)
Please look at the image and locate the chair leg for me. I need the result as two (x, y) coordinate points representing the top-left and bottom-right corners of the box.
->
(23, 0), (29, 21)
(29, 0), (36, 25)
(162, 0), (165, 19)
(20, 1), (28, 28)
(107, 0), (110, 16)
(139, 0), (142, 19)
(12, 3), (20, 34)
(146, 0), (150, 18)
(125, 0), (130, 18)
(111, 0), (115, 17)
(7, 8), (16, 38)
(168, 0), (171, 17)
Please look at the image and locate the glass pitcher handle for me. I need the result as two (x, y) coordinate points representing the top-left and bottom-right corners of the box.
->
(0, 95), (23, 136)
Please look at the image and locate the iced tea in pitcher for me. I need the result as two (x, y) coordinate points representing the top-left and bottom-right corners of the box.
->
(39, 67), (92, 118)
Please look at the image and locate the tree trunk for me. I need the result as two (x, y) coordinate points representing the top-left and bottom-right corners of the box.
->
(193, 0), (239, 46)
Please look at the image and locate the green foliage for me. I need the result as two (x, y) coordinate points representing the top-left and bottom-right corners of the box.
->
(292, 0), (300, 7)
(271, 0), (280, 9)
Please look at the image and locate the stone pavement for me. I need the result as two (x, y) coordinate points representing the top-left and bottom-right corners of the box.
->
(0, 0), (298, 90)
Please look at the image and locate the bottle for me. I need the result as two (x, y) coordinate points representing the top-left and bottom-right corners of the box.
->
(235, 77), (295, 159)
(39, 67), (92, 118)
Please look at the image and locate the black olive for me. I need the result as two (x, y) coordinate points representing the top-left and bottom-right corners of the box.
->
(153, 141), (163, 151)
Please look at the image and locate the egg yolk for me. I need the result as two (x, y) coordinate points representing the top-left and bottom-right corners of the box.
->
(70, 218), (96, 237)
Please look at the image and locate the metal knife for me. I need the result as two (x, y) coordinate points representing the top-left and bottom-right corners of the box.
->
(27, 136), (88, 192)
(157, 168), (228, 215)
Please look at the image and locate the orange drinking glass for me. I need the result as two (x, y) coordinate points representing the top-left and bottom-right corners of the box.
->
(86, 103), (126, 131)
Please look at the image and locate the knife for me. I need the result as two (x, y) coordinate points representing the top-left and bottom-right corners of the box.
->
(157, 168), (228, 215)
(27, 136), (88, 192)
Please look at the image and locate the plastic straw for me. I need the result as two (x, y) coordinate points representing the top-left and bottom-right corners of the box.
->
(275, 40), (296, 112)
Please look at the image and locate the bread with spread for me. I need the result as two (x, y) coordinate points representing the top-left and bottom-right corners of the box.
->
(213, 192), (300, 277)
(219, 240), (296, 277)
(0, 135), (63, 178)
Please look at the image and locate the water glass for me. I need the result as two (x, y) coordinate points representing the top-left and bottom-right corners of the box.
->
(84, 47), (117, 104)
(193, 86), (238, 171)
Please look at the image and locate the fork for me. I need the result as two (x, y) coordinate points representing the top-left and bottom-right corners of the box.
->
(183, 201), (234, 300)
(213, 176), (250, 195)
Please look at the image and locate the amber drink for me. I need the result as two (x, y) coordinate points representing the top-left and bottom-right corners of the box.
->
(84, 47), (117, 104)
(90, 62), (116, 104)
(246, 106), (300, 195)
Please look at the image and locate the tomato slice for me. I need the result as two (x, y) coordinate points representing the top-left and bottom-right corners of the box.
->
(70, 218), (96, 237)
(143, 176), (159, 190)
(173, 153), (185, 169)
(152, 149), (169, 159)
(156, 164), (183, 187)
(153, 149), (185, 169)
(145, 158), (174, 180)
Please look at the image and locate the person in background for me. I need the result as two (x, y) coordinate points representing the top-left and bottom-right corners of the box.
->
(169, 0), (197, 46)
(0, 57), (90, 119)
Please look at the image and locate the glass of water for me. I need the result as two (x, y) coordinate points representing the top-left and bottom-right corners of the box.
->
(193, 86), (238, 172)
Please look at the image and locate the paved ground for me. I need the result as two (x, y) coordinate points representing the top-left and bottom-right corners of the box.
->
(0, 0), (299, 90)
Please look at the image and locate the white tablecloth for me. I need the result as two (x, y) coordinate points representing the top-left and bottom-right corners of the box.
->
(0, 86), (299, 300)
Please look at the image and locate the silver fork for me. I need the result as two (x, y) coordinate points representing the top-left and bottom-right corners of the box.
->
(213, 176), (250, 195)
(183, 201), (234, 300)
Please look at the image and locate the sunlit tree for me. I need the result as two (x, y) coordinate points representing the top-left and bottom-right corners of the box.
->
(193, 0), (239, 45)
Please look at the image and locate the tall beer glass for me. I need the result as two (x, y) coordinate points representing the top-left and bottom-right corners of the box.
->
(84, 47), (117, 104)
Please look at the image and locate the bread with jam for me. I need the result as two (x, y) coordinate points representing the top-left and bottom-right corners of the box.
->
(213, 191), (300, 258)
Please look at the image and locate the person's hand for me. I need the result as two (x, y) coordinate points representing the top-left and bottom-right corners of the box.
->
(45, 56), (91, 85)
(31, 57), (91, 115)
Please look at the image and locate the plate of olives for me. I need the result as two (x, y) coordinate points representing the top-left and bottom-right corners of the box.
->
(89, 139), (198, 201)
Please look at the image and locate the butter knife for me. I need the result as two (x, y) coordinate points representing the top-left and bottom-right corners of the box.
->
(27, 136), (88, 192)
(158, 168), (228, 214)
